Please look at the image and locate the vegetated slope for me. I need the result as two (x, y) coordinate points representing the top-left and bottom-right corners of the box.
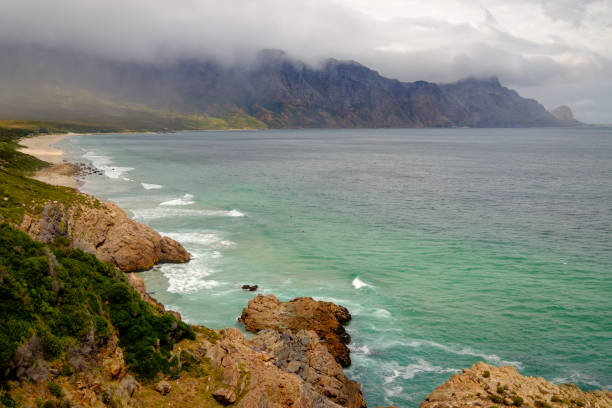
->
(1, 46), (562, 129)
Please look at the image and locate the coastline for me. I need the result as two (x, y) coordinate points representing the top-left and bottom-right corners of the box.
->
(18, 132), (84, 188)
(11, 130), (612, 407)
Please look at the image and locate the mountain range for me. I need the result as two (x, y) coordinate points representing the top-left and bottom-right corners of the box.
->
(0, 47), (579, 129)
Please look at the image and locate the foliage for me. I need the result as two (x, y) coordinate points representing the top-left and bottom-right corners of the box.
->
(0, 224), (194, 382)
(488, 395), (504, 404)
(483, 370), (490, 378)
(511, 395), (524, 406)
(47, 382), (63, 398)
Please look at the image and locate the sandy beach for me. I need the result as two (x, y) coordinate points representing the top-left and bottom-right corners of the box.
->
(18, 133), (83, 188)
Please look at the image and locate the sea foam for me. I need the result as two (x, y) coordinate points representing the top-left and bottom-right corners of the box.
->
(161, 231), (235, 248)
(352, 277), (373, 289)
(83, 151), (133, 179)
(131, 207), (244, 221)
(160, 193), (195, 206)
(141, 183), (163, 190)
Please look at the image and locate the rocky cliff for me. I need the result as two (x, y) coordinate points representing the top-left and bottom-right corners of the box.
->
(18, 197), (190, 272)
(420, 362), (611, 408)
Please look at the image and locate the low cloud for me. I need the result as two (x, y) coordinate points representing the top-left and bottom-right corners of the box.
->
(0, 0), (611, 122)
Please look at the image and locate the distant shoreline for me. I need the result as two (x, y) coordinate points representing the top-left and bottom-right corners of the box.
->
(18, 132), (84, 188)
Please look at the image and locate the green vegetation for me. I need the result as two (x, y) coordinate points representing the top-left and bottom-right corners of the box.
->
(0, 223), (194, 382)
(483, 370), (490, 378)
(535, 401), (553, 408)
(489, 395), (504, 404)
(511, 395), (524, 406)
(47, 382), (63, 398)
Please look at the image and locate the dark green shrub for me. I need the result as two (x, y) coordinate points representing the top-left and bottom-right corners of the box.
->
(551, 396), (562, 403)
(47, 382), (63, 398)
(483, 370), (490, 378)
(0, 224), (194, 382)
(511, 395), (524, 406)
(0, 392), (16, 408)
(535, 401), (552, 408)
(489, 395), (504, 404)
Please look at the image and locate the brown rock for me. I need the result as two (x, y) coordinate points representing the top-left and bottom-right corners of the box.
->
(212, 387), (237, 405)
(19, 198), (190, 272)
(239, 294), (352, 367)
(251, 329), (366, 408)
(201, 327), (363, 408)
(419, 361), (612, 408)
(154, 380), (171, 395)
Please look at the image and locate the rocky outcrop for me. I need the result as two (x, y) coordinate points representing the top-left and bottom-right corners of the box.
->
(183, 327), (365, 408)
(19, 197), (190, 272)
(239, 294), (353, 367)
(420, 361), (612, 408)
(251, 329), (365, 408)
(551, 105), (582, 126)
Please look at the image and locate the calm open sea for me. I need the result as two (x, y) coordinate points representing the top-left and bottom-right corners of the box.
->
(60, 128), (612, 407)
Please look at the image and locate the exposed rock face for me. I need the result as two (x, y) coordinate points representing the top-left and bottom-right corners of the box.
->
(19, 198), (190, 272)
(251, 329), (366, 408)
(551, 105), (582, 126)
(201, 327), (365, 408)
(239, 294), (353, 367)
(420, 362), (612, 408)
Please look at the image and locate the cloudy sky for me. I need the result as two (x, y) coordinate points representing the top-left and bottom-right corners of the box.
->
(1, 0), (611, 122)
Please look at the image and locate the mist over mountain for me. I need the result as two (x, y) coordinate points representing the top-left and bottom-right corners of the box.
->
(0, 46), (565, 128)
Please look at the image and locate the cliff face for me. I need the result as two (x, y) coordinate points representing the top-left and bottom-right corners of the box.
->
(420, 362), (612, 408)
(18, 198), (190, 272)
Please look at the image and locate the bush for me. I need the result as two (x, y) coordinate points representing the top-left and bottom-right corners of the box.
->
(535, 401), (552, 408)
(47, 382), (63, 398)
(489, 395), (504, 404)
(0, 224), (194, 382)
(551, 396), (562, 403)
(0, 393), (16, 408)
(483, 370), (490, 378)
(511, 395), (524, 406)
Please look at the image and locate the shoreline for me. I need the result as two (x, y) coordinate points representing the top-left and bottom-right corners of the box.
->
(18, 132), (84, 188)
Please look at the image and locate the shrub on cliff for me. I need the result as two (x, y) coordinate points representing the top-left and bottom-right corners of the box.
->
(0, 223), (193, 383)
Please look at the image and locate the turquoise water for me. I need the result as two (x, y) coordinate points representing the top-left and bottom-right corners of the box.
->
(60, 128), (612, 407)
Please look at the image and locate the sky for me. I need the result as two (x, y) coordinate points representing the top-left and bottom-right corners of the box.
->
(1, 0), (611, 123)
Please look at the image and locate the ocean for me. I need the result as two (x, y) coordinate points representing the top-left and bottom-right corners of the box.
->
(59, 128), (612, 407)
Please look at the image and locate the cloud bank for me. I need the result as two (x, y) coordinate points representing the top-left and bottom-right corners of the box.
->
(1, 0), (611, 122)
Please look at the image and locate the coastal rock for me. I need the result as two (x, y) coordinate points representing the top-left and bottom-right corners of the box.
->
(419, 361), (612, 408)
(239, 294), (353, 367)
(251, 329), (366, 408)
(198, 327), (364, 408)
(19, 197), (190, 272)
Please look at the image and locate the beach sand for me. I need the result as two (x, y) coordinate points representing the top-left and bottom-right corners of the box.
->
(18, 133), (83, 188)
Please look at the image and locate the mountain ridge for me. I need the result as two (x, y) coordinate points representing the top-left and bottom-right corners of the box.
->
(0, 46), (570, 129)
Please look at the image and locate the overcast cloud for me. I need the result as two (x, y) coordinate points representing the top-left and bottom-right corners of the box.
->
(1, 0), (611, 122)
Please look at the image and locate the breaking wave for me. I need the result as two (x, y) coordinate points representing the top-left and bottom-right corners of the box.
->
(160, 193), (195, 206)
(83, 151), (133, 179)
(141, 183), (163, 190)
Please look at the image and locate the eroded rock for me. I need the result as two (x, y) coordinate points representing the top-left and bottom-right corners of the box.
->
(239, 294), (353, 367)
(419, 361), (612, 408)
(19, 199), (190, 272)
